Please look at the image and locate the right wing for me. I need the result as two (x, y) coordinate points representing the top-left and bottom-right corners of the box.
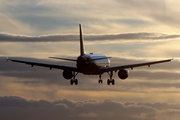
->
(101, 59), (173, 73)
(7, 58), (80, 72)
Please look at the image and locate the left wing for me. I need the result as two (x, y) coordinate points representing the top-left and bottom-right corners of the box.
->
(101, 59), (173, 73)
(7, 58), (80, 72)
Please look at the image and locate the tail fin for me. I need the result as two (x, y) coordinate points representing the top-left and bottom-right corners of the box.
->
(79, 24), (85, 56)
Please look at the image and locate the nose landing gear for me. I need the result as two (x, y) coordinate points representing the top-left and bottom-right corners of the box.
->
(98, 75), (103, 83)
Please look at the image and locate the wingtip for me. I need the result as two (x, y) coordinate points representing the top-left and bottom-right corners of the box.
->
(171, 57), (174, 61)
(6, 57), (9, 62)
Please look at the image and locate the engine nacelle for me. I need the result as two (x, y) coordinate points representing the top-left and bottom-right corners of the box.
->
(118, 69), (129, 80)
(63, 70), (73, 79)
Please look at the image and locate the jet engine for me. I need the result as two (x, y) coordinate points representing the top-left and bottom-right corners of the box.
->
(63, 70), (73, 79)
(118, 69), (129, 80)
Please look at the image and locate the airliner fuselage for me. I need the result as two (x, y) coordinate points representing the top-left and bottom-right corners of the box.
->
(77, 54), (110, 75)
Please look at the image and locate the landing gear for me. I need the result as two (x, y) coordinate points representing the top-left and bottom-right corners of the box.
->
(98, 80), (103, 83)
(98, 75), (103, 83)
(107, 71), (115, 85)
(70, 72), (78, 85)
(97, 73), (115, 85)
(107, 79), (115, 85)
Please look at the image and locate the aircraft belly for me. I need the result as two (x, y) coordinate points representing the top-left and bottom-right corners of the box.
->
(79, 62), (98, 75)
(80, 62), (108, 75)
(77, 54), (110, 75)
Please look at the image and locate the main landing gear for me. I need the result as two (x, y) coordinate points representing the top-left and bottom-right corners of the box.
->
(98, 71), (115, 85)
(107, 71), (115, 85)
(70, 72), (78, 85)
(70, 71), (115, 85)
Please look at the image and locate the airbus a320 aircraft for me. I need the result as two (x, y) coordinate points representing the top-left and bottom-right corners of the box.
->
(7, 24), (173, 85)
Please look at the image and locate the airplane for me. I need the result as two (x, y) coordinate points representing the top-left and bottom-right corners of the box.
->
(7, 24), (173, 85)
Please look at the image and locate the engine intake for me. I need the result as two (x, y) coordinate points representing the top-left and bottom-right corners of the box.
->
(63, 70), (73, 79)
(118, 69), (129, 80)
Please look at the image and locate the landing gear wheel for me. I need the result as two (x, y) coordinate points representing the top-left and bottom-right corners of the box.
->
(107, 79), (110, 85)
(112, 79), (115, 85)
(75, 79), (78, 85)
(70, 79), (73, 85)
(69, 72), (79, 85)
(99, 80), (103, 83)
(107, 71), (116, 85)
(98, 75), (103, 84)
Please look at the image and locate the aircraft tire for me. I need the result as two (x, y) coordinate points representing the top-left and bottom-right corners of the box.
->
(112, 79), (115, 85)
(107, 79), (110, 85)
(70, 79), (73, 85)
(75, 79), (78, 85)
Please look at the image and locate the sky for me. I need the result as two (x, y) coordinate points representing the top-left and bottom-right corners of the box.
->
(0, 0), (180, 120)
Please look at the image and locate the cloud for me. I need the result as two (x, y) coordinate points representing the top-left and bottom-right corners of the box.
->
(1, 0), (180, 35)
(0, 13), (18, 32)
(1, 96), (180, 120)
(0, 13), (33, 34)
(0, 32), (179, 42)
(0, 1), (180, 119)
(136, 102), (180, 110)
(0, 96), (155, 120)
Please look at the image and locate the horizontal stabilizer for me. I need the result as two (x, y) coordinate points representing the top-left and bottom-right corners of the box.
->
(49, 57), (112, 61)
(49, 57), (77, 61)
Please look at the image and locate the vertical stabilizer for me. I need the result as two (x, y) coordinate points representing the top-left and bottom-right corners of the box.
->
(79, 24), (85, 56)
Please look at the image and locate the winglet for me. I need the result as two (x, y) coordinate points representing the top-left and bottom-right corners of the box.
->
(79, 24), (85, 56)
